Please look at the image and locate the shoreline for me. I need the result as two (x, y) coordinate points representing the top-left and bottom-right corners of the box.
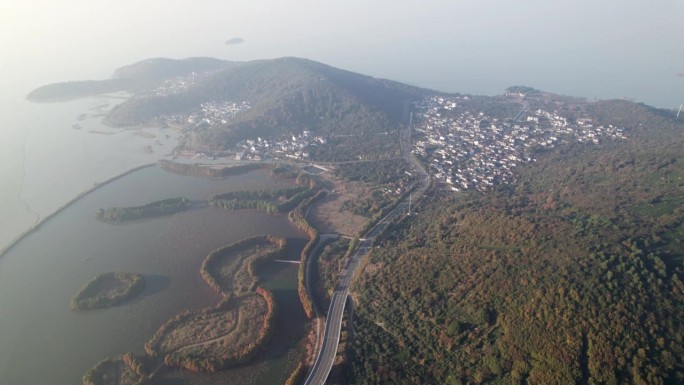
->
(0, 163), (157, 259)
(0, 157), (294, 259)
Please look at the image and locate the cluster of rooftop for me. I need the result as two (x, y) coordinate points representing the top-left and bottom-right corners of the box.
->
(158, 101), (252, 130)
(234, 130), (327, 161)
(151, 71), (208, 96)
(413, 96), (627, 192)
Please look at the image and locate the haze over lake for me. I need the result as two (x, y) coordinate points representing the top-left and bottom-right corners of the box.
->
(0, 92), (178, 248)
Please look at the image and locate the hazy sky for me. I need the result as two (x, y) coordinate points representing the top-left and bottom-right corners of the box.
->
(1, 0), (682, 106)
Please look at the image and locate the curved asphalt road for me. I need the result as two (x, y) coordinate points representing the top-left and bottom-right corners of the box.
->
(302, 205), (411, 385)
(304, 121), (428, 385)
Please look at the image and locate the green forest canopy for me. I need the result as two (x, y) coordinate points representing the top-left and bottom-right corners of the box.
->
(346, 103), (684, 385)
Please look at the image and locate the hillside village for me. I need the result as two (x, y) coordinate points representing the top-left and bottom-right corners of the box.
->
(233, 130), (327, 161)
(150, 71), (209, 97)
(149, 83), (629, 191)
(154, 101), (328, 161)
(413, 95), (627, 191)
(157, 100), (252, 130)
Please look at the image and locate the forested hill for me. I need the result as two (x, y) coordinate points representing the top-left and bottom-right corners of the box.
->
(347, 102), (684, 384)
(111, 57), (235, 81)
(26, 57), (235, 102)
(105, 57), (434, 149)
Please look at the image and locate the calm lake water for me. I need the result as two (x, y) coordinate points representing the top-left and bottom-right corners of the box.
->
(0, 92), (179, 250)
(0, 166), (309, 385)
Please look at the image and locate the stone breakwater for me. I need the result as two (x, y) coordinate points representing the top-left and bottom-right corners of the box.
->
(0, 163), (156, 258)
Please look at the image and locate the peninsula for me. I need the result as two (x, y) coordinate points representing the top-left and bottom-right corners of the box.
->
(96, 197), (189, 223)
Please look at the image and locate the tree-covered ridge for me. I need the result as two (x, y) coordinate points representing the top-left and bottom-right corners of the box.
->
(110, 57), (236, 81)
(27, 57), (235, 102)
(158, 160), (263, 178)
(209, 172), (321, 214)
(306, 134), (403, 163)
(96, 197), (189, 223)
(346, 108), (684, 384)
(209, 185), (317, 214)
(26, 79), (136, 102)
(313, 238), (352, 308)
(334, 159), (413, 185)
(331, 159), (415, 218)
(105, 57), (432, 149)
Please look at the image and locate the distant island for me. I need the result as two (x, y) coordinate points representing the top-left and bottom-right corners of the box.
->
(96, 197), (189, 223)
(225, 37), (245, 46)
(70, 272), (144, 311)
